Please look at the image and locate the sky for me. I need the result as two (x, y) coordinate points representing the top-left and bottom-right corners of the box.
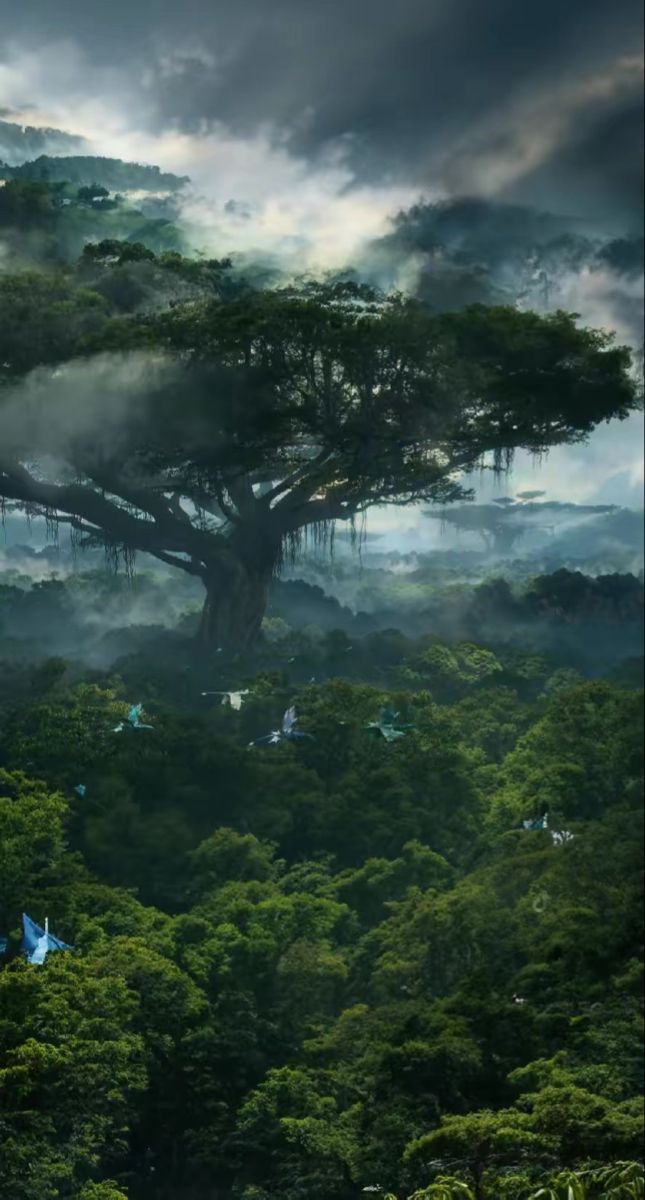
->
(0, 0), (643, 518)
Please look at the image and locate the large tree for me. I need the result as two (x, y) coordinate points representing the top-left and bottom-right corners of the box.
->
(423, 496), (619, 555)
(0, 283), (638, 648)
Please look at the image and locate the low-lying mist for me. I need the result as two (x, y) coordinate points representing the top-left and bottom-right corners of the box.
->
(1, 505), (642, 680)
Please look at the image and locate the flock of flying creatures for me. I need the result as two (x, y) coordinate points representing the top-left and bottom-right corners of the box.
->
(1, 688), (572, 967)
(101, 695), (419, 747)
(522, 811), (574, 845)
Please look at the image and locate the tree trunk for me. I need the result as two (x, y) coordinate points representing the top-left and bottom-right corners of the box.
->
(199, 553), (273, 651)
(472, 1160), (485, 1200)
(492, 527), (522, 555)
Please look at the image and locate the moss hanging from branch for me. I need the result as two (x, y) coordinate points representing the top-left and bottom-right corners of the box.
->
(275, 517), (337, 573)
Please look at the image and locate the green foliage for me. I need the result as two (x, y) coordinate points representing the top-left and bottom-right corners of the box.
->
(0, 271), (107, 377)
(0, 768), (72, 928)
(528, 1161), (645, 1199)
(0, 641), (641, 1197)
(0, 175), (184, 268)
(0, 198), (642, 1196)
(0, 954), (146, 1199)
(409, 1184), (476, 1200)
(75, 1185), (129, 1200)
(0, 153), (189, 192)
(1, 263), (639, 650)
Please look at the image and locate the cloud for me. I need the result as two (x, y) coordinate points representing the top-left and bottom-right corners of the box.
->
(465, 413), (645, 508)
(0, 352), (172, 464)
(0, 40), (424, 273)
(436, 55), (643, 216)
(0, 6), (642, 524)
(554, 266), (644, 347)
(1, 0), (642, 222)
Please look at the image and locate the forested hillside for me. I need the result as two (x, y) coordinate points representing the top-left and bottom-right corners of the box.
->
(0, 155), (189, 191)
(0, 119), (86, 163)
(0, 599), (643, 1199)
(0, 176), (187, 266)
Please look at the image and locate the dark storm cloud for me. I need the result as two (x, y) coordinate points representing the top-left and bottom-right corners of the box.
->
(500, 93), (644, 230)
(1, 0), (642, 224)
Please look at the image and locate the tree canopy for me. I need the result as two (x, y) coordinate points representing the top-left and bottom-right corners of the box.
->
(423, 498), (620, 555)
(0, 659), (642, 1198)
(0, 275), (638, 647)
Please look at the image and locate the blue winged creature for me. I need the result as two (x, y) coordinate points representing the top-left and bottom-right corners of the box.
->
(249, 706), (314, 747)
(366, 704), (415, 742)
(522, 813), (548, 831)
(113, 703), (155, 734)
(21, 913), (73, 966)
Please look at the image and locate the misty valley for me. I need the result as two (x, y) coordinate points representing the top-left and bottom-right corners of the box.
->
(0, 67), (644, 1200)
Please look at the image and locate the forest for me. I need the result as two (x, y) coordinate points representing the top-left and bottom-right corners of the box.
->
(0, 137), (643, 1200)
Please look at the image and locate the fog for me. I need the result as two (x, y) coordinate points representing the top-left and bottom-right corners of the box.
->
(0, 7), (643, 662)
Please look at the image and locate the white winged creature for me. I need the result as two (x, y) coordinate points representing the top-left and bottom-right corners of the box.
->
(202, 690), (252, 711)
(552, 828), (575, 846)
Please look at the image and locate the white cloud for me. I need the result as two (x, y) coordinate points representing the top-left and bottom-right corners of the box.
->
(0, 39), (422, 271)
(1, 37), (642, 526)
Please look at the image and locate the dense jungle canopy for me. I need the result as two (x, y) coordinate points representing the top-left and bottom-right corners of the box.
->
(0, 152), (642, 1200)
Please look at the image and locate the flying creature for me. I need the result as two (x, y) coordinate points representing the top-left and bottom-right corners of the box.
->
(202, 690), (252, 711)
(113, 703), (155, 733)
(522, 814), (548, 831)
(74, 784), (86, 798)
(249, 706), (314, 747)
(366, 705), (415, 742)
(552, 829), (574, 846)
(21, 913), (73, 966)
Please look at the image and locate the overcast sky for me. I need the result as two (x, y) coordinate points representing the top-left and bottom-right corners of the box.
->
(0, 0), (643, 511)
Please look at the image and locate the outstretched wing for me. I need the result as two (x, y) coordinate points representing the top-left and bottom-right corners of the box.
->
(250, 730), (282, 746)
(523, 815), (548, 831)
(30, 934), (50, 966)
(381, 726), (406, 742)
(282, 706), (298, 734)
(379, 705), (399, 726)
(552, 829), (574, 845)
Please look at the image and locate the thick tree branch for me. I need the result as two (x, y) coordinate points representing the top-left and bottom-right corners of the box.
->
(34, 507), (209, 579)
(0, 458), (219, 563)
(146, 549), (207, 577)
(225, 473), (257, 519)
(261, 448), (333, 506)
